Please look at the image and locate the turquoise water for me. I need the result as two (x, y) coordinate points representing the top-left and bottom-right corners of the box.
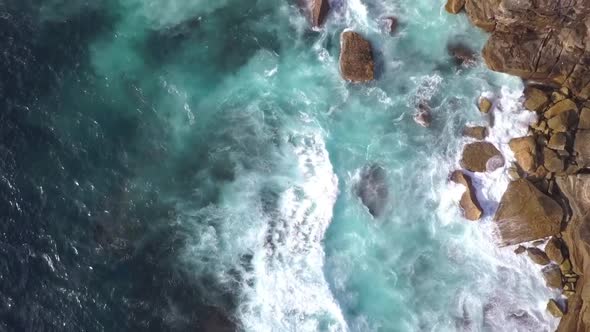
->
(0, 0), (560, 331)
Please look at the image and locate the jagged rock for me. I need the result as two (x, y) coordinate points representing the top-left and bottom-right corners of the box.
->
(478, 97), (492, 113)
(547, 299), (566, 318)
(524, 88), (549, 112)
(310, 0), (330, 27)
(547, 110), (578, 133)
(545, 99), (578, 118)
(355, 164), (388, 218)
(552, 91), (566, 103)
(543, 264), (563, 288)
(460, 142), (504, 172)
(463, 126), (488, 140)
(545, 237), (566, 264)
(494, 179), (563, 246)
(579, 108), (590, 130)
(509, 136), (536, 173)
(339, 31), (374, 82)
(447, 43), (477, 67)
(547, 133), (567, 151)
(527, 247), (550, 265)
(543, 147), (564, 173)
(514, 245), (526, 254)
(450, 171), (483, 221)
(574, 130), (590, 167)
(414, 102), (431, 128)
(445, 0), (466, 14)
(464, 0), (498, 32)
(561, 258), (573, 274)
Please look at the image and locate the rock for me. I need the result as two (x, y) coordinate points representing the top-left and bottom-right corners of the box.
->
(543, 147), (564, 173)
(460, 142), (504, 172)
(551, 91), (566, 103)
(450, 171), (483, 221)
(542, 264), (563, 288)
(478, 97), (492, 113)
(464, 0), (498, 32)
(509, 136), (536, 173)
(561, 258), (573, 273)
(547, 110), (578, 133)
(414, 102), (431, 128)
(445, 0), (466, 14)
(574, 130), (590, 167)
(494, 179), (563, 245)
(310, 0), (330, 27)
(514, 245), (526, 254)
(339, 31), (375, 82)
(532, 239), (546, 246)
(545, 99), (578, 118)
(547, 133), (567, 151)
(447, 43), (477, 67)
(579, 108), (590, 130)
(507, 164), (521, 180)
(382, 17), (398, 35)
(462, 126), (488, 140)
(527, 247), (550, 265)
(545, 237), (566, 264)
(523, 88), (549, 112)
(355, 164), (388, 218)
(547, 299), (565, 318)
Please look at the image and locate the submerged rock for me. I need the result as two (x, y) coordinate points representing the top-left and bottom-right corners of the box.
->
(450, 170), (483, 221)
(494, 179), (563, 246)
(460, 142), (504, 172)
(545, 237), (566, 264)
(447, 42), (477, 67)
(355, 165), (388, 218)
(339, 31), (375, 82)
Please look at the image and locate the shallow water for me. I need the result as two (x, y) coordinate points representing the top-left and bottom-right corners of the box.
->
(0, 0), (558, 331)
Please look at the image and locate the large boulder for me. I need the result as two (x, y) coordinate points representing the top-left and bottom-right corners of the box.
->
(450, 171), (483, 221)
(460, 142), (504, 172)
(310, 0), (330, 27)
(339, 31), (375, 82)
(508, 136), (536, 173)
(445, 0), (465, 14)
(545, 99), (578, 118)
(493, 179), (563, 245)
(527, 247), (550, 265)
(545, 236), (566, 264)
(355, 164), (388, 218)
(546, 110), (578, 132)
(542, 264), (563, 288)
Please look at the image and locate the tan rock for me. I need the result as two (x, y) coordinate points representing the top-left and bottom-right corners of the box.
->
(460, 142), (504, 172)
(527, 247), (550, 265)
(560, 87), (571, 97)
(574, 130), (590, 167)
(547, 133), (567, 151)
(494, 179), (563, 245)
(545, 99), (578, 118)
(462, 126), (488, 140)
(445, 0), (466, 14)
(545, 237), (566, 264)
(547, 299), (565, 317)
(464, 0), (498, 32)
(523, 88), (549, 112)
(509, 136), (536, 173)
(547, 110), (578, 133)
(479, 97), (492, 113)
(561, 258), (572, 273)
(450, 171), (483, 221)
(543, 147), (564, 173)
(579, 108), (590, 129)
(551, 91), (566, 103)
(339, 31), (374, 82)
(310, 0), (330, 27)
(542, 264), (563, 288)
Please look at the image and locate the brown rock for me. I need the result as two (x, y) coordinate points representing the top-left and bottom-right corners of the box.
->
(574, 130), (590, 167)
(547, 133), (567, 151)
(450, 171), (483, 221)
(527, 247), (550, 265)
(445, 0), (466, 14)
(547, 110), (578, 133)
(545, 237), (566, 264)
(494, 179), (563, 245)
(514, 245), (526, 254)
(310, 0), (330, 27)
(339, 31), (374, 82)
(551, 91), (566, 104)
(542, 264), (563, 288)
(462, 126), (488, 140)
(545, 99), (578, 118)
(547, 299), (565, 318)
(509, 136), (536, 173)
(460, 142), (504, 172)
(543, 147), (564, 173)
(523, 88), (549, 112)
(579, 108), (590, 130)
(478, 97), (492, 114)
(464, 0), (499, 32)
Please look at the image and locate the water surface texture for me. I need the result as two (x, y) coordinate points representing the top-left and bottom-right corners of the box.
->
(0, 0), (558, 331)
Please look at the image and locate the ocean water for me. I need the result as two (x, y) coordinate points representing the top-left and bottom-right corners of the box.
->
(0, 0), (560, 331)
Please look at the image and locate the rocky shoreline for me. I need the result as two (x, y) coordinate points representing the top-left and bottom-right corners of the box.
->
(446, 0), (590, 329)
